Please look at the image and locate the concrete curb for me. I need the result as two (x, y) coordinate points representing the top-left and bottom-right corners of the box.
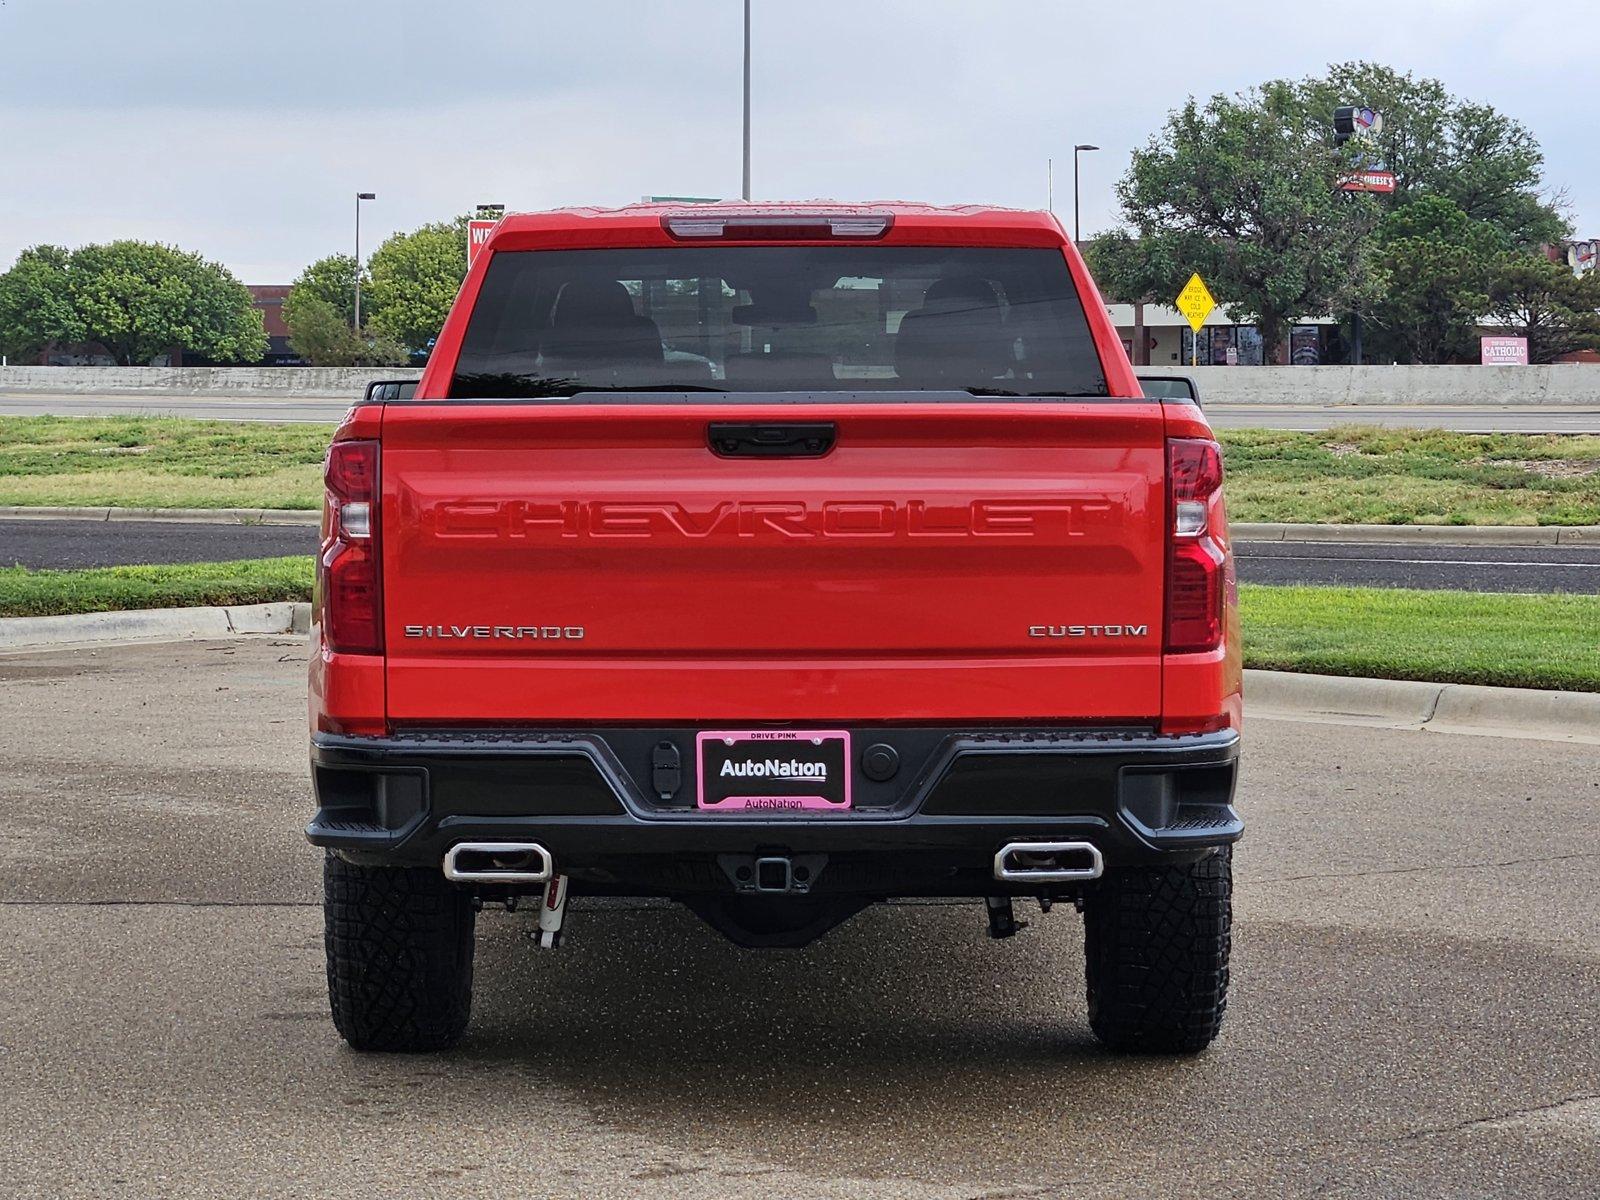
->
(0, 505), (319, 526)
(0, 602), (310, 649)
(4, 506), (1595, 545)
(1244, 668), (1600, 744)
(1232, 522), (1598, 546)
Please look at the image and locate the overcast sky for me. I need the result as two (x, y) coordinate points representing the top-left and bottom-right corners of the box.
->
(0, 0), (1592, 283)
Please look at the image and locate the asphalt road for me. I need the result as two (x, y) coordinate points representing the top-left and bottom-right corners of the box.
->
(3, 390), (1599, 431)
(2, 637), (1598, 1198)
(5, 518), (1598, 593)
(1237, 538), (1600, 593)
(0, 518), (316, 568)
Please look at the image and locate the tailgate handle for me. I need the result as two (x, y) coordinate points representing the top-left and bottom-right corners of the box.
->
(708, 422), (836, 458)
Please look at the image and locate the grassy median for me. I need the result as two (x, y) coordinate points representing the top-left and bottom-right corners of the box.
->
(1, 416), (1598, 525)
(0, 416), (330, 510)
(2, 557), (1594, 692)
(1223, 427), (1600, 526)
(0, 556), (312, 618)
(1239, 584), (1599, 692)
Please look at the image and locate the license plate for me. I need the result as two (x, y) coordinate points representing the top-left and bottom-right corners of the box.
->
(696, 729), (852, 811)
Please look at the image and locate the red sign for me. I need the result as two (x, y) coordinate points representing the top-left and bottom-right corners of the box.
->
(1480, 336), (1529, 365)
(466, 219), (498, 268)
(1338, 169), (1397, 193)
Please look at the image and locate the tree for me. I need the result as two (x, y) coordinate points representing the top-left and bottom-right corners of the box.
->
(289, 253), (365, 328)
(1082, 231), (1181, 308)
(71, 241), (267, 365)
(1096, 83), (1380, 363)
(283, 292), (408, 367)
(1363, 196), (1507, 363)
(0, 241), (267, 365)
(1092, 62), (1570, 363)
(1485, 256), (1600, 364)
(283, 252), (407, 366)
(1299, 63), (1568, 249)
(0, 245), (84, 360)
(284, 293), (357, 365)
(365, 217), (469, 354)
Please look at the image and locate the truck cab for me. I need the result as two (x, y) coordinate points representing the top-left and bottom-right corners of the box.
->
(309, 202), (1241, 1054)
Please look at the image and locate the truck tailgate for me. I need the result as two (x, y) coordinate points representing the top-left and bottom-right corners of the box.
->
(379, 401), (1166, 723)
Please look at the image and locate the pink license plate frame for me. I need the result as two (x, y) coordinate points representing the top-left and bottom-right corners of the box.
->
(695, 729), (853, 812)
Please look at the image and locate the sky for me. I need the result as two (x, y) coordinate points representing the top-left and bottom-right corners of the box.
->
(0, 0), (1593, 283)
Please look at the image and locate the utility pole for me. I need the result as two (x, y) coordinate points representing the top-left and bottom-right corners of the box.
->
(742, 0), (751, 201)
(1047, 158), (1053, 213)
(1072, 144), (1099, 244)
(353, 192), (375, 331)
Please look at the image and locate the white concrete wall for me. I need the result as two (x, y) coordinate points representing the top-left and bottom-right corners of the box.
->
(0, 362), (1596, 404)
(0, 365), (422, 398)
(1137, 364), (1599, 405)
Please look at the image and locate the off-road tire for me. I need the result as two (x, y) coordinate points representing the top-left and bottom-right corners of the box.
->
(323, 853), (476, 1052)
(1082, 845), (1232, 1053)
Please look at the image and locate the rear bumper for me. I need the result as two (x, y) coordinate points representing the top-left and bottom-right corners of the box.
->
(307, 725), (1241, 896)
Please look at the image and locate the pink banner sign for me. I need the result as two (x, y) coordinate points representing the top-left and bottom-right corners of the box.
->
(1480, 336), (1529, 366)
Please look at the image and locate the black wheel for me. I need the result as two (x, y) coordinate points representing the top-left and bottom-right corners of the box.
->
(323, 853), (476, 1052)
(1082, 845), (1233, 1054)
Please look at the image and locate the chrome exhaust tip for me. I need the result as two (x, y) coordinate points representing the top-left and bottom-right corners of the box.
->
(992, 841), (1103, 883)
(443, 841), (553, 884)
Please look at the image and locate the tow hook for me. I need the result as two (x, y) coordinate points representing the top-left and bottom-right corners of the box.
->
(536, 874), (569, 949)
(985, 895), (1028, 940)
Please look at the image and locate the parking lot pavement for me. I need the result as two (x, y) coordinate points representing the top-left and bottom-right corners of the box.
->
(2, 639), (1599, 1198)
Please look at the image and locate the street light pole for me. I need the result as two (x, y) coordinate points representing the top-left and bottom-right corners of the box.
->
(353, 192), (375, 332)
(1072, 144), (1099, 244)
(741, 0), (751, 201)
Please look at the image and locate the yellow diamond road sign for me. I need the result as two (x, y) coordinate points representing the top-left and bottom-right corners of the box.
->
(1176, 273), (1217, 333)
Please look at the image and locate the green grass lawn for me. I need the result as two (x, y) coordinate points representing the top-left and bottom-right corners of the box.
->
(1222, 427), (1600, 525)
(0, 416), (331, 510)
(1240, 583), (1599, 692)
(0, 557), (312, 618)
(2, 554), (1593, 692)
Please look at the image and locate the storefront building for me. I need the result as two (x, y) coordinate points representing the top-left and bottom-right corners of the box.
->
(1104, 304), (1344, 366)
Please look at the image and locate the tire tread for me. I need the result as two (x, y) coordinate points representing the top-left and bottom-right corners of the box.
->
(323, 853), (475, 1052)
(1083, 846), (1233, 1054)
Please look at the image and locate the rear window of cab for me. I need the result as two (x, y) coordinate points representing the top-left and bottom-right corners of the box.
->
(449, 246), (1109, 399)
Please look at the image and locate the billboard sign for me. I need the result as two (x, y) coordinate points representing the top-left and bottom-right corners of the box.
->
(1338, 168), (1397, 193)
(466, 219), (498, 269)
(1480, 336), (1529, 365)
(1334, 105), (1395, 193)
(1333, 106), (1383, 141)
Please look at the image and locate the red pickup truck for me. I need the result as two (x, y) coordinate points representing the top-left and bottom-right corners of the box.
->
(308, 202), (1241, 1055)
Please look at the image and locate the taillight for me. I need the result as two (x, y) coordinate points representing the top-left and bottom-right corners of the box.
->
(317, 439), (382, 655)
(1165, 438), (1226, 654)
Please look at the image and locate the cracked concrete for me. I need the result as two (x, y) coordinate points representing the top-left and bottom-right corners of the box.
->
(1, 638), (1598, 1198)
(1403, 1094), (1600, 1142)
